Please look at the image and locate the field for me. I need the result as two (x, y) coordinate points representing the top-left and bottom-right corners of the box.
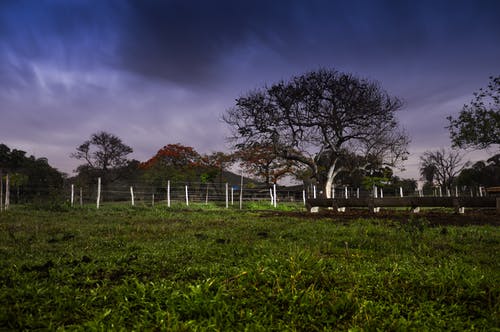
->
(1, 203), (499, 330)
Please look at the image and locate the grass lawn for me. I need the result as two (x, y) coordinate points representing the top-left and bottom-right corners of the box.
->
(1, 204), (499, 330)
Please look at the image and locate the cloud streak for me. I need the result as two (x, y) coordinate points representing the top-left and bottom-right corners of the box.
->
(0, 0), (499, 178)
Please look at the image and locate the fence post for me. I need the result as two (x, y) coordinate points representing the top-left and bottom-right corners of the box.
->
(239, 174), (243, 210)
(185, 185), (189, 206)
(5, 174), (9, 210)
(345, 186), (348, 199)
(130, 186), (135, 206)
(205, 184), (209, 205)
(273, 183), (277, 208)
(96, 177), (101, 209)
(80, 187), (83, 206)
(71, 184), (74, 207)
(225, 183), (228, 209)
(231, 187), (234, 205)
(269, 188), (273, 205)
(313, 185), (317, 199)
(399, 187), (403, 198)
(302, 190), (306, 206)
(356, 187), (359, 199)
(167, 180), (171, 207)
(152, 193), (155, 207)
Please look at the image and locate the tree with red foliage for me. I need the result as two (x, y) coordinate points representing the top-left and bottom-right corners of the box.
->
(140, 143), (202, 185)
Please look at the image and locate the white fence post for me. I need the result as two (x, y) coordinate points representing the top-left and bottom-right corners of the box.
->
(71, 184), (74, 207)
(313, 186), (317, 199)
(269, 188), (274, 205)
(130, 186), (135, 206)
(273, 183), (277, 208)
(399, 187), (403, 198)
(225, 183), (229, 209)
(167, 180), (171, 207)
(302, 190), (306, 206)
(239, 174), (243, 210)
(344, 186), (348, 199)
(185, 185), (189, 206)
(231, 186), (234, 205)
(96, 177), (101, 209)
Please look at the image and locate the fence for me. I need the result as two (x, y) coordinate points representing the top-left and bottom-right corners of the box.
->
(306, 197), (500, 214)
(0, 174), (495, 211)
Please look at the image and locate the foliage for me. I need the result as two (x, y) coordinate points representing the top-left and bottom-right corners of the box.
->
(419, 148), (468, 190)
(235, 143), (296, 185)
(71, 132), (134, 185)
(0, 206), (498, 330)
(457, 154), (500, 188)
(447, 75), (500, 150)
(0, 143), (64, 202)
(224, 68), (409, 197)
(140, 143), (202, 186)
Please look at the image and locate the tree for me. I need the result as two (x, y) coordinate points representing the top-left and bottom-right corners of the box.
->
(447, 75), (500, 150)
(140, 143), (202, 185)
(71, 132), (133, 184)
(223, 69), (409, 197)
(0, 143), (64, 201)
(235, 143), (296, 185)
(456, 154), (500, 188)
(419, 148), (468, 191)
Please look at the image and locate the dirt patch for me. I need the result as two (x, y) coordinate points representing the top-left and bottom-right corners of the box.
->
(260, 209), (500, 226)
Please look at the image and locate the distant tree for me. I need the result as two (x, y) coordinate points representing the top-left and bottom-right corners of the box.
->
(200, 151), (235, 190)
(0, 143), (64, 201)
(140, 143), (202, 186)
(456, 154), (500, 188)
(235, 143), (296, 185)
(71, 132), (133, 184)
(447, 76), (500, 150)
(419, 148), (468, 191)
(223, 69), (409, 198)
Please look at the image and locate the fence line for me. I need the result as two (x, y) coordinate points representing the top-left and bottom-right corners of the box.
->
(0, 174), (496, 211)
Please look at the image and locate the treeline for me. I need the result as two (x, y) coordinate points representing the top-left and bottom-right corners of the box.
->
(0, 144), (64, 203)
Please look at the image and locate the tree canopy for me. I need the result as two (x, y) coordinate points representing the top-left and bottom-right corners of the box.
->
(447, 75), (500, 150)
(0, 143), (64, 201)
(71, 132), (133, 185)
(223, 69), (409, 197)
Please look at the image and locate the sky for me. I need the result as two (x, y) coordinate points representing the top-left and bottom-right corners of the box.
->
(1, 0), (499, 181)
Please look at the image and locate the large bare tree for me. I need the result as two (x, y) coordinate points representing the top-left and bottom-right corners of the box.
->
(419, 148), (468, 191)
(223, 69), (409, 197)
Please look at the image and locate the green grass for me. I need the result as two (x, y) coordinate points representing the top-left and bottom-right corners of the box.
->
(0, 205), (499, 330)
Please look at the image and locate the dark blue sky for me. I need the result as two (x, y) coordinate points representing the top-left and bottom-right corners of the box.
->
(1, 0), (499, 180)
